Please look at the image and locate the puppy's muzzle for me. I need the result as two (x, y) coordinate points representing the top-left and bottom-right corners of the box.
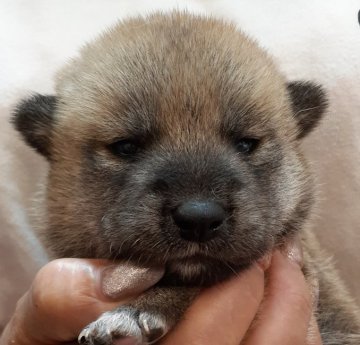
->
(172, 200), (226, 242)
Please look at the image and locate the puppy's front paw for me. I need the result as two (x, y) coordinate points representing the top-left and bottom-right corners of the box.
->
(78, 307), (168, 345)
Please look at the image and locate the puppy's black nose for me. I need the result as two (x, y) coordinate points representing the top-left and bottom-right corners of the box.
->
(172, 200), (226, 242)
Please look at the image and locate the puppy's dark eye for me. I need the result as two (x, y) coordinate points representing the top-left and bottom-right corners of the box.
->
(235, 138), (260, 154)
(107, 139), (140, 158)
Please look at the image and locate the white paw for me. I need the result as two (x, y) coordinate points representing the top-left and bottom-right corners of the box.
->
(78, 307), (168, 345)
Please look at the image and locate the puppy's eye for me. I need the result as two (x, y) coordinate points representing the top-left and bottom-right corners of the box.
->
(107, 139), (140, 158)
(235, 138), (260, 154)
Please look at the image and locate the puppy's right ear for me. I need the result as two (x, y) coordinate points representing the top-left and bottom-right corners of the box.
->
(12, 94), (57, 159)
(287, 82), (327, 139)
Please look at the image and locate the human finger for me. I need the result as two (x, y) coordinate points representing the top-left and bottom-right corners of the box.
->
(245, 248), (313, 345)
(161, 263), (266, 345)
(0, 259), (164, 345)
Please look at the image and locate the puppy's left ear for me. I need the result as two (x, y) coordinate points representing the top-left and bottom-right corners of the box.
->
(287, 81), (328, 139)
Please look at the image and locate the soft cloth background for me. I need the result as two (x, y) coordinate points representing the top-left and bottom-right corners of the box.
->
(1, 0), (359, 330)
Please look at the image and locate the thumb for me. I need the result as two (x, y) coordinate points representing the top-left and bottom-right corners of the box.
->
(1, 259), (164, 345)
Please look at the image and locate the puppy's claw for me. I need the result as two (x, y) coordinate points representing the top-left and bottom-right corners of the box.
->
(78, 307), (168, 345)
(78, 327), (90, 344)
(138, 311), (167, 344)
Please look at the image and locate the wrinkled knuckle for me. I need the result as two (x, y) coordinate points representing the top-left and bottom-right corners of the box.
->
(30, 261), (60, 310)
(30, 278), (50, 312)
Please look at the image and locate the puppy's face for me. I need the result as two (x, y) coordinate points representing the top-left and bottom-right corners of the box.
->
(13, 13), (327, 284)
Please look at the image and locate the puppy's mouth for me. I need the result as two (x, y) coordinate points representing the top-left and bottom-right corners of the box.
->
(110, 240), (267, 286)
(163, 253), (252, 286)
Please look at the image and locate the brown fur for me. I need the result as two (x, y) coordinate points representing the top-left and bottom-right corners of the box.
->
(13, 11), (360, 344)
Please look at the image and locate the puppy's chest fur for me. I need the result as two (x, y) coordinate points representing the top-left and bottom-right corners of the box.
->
(13, 11), (360, 344)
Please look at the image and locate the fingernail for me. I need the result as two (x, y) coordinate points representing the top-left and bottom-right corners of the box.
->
(101, 263), (164, 299)
(281, 236), (303, 267)
(257, 252), (272, 270)
(306, 314), (322, 345)
(308, 274), (320, 309)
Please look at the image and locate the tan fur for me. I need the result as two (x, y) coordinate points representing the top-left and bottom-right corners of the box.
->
(13, 11), (360, 344)
(302, 230), (360, 343)
(45, 13), (305, 258)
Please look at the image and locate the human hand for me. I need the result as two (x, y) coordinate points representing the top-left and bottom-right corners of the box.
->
(161, 243), (322, 345)
(0, 243), (322, 345)
(0, 259), (164, 345)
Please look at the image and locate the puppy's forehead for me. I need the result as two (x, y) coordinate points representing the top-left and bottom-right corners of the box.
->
(54, 13), (294, 143)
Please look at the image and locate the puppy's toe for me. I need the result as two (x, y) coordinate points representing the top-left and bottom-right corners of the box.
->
(138, 311), (168, 344)
(78, 308), (142, 345)
(78, 307), (169, 345)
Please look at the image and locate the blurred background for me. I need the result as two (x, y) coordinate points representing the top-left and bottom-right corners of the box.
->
(1, 0), (359, 331)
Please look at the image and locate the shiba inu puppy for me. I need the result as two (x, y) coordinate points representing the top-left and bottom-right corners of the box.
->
(13, 11), (360, 345)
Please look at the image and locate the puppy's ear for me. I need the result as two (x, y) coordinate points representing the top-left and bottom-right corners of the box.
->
(12, 94), (57, 159)
(287, 81), (328, 139)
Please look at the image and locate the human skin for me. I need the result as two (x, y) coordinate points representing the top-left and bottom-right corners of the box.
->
(0, 248), (322, 345)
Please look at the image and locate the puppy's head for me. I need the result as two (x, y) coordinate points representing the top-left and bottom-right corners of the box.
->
(13, 13), (327, 284)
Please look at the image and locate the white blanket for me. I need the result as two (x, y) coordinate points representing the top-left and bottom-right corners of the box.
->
(1, 0), (359, 329)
